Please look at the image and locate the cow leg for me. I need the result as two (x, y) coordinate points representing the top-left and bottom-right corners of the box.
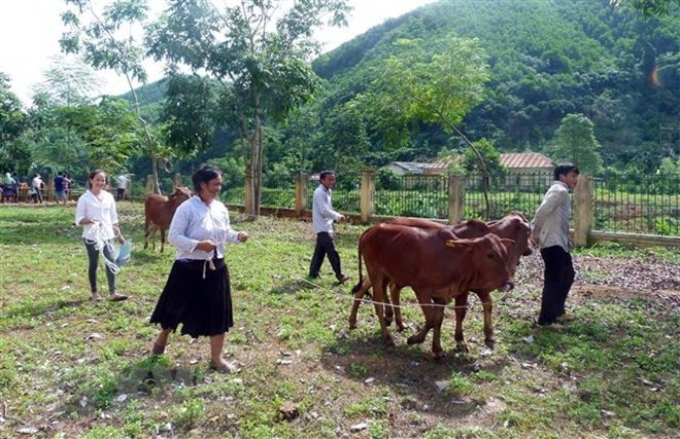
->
(453, 293), (469, 352)
(430, 297), (447, 360)
(478, 291), (495, 349)
(370, 274), (394, 347)
(407, 295), (436, 346)
(160, 227), (166, 253)
(348, 276), (372, 329)
(389, 284), (406, 331)
(143, 221), (150, 250)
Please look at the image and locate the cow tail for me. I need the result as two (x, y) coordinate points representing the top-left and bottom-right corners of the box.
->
(351, 239), (364, 294)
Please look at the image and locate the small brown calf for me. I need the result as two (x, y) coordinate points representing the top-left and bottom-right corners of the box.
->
(144, 187), (192, 252)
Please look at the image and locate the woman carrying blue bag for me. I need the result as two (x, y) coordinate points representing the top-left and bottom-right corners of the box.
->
(75, 169), (129, 302)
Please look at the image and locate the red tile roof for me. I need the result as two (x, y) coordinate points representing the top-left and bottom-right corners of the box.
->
(426, 152), (552, 171)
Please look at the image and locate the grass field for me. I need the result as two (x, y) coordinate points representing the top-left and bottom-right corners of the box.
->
(1, 202), (679, 439)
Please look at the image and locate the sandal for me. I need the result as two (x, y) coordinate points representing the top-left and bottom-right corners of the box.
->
(209, 361), (240, 374)
(108, 293), (128, 302)
(90, 293), (102, 301)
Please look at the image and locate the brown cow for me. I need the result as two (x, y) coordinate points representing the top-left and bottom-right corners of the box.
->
(144, 187), (192, 252)
(348, 212), (532, 351)
(355, 223), (514, 359)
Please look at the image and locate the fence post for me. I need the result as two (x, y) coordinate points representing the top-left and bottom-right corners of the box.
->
(47, 175), (54, 202)
(448, 174), (465, 224)
(145, 175), (155, 194)
(295, 172), (307, 216)
(360, 168), (374, 221)
(574, 175), (593, 247)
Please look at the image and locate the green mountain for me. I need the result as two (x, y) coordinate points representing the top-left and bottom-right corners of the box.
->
(311, 0), (680, 171)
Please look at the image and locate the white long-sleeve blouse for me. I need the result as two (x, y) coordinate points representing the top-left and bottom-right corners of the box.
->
(168, 195), (242, 260)
(75, 190), (119, 240)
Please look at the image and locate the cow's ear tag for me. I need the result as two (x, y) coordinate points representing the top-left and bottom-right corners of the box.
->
(445, 239), (457, 248)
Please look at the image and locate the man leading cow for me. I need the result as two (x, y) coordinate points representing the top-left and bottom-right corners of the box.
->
(532, 163), (580, 329)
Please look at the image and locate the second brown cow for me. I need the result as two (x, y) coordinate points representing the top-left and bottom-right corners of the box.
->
(354, 223), (514, 359)
(144, 187), (192, 252)
(349, 212), (532, 351)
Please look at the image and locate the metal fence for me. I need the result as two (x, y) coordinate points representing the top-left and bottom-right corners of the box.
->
(374, 174), (449, 218)
(593, 171), (680, 236)
(464, 173), (551, 220)
(306, 181), (361, 213)
(219, 171), (680, 237)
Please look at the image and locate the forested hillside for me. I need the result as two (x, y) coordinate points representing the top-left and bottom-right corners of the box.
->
(5, 0), (680, 190)
(309, 0), (680, 173)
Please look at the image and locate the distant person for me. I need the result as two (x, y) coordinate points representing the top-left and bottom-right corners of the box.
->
(150, 166), (249, 373)
(2, 172), (17, 203)
(63, 173), (72, 201)
(31, 173), (44, 204)
(308, 170), (350, 284)
(116, 173), (129, 201)
(54, 172), (67, 205)
(75, 170), (128, 302)
(531, 163), (580, 328)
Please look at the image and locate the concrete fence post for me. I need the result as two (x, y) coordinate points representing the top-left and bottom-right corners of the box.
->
(47, 175), (54, 202)
(448, 174), (465, 224)
(574, 175), (594, 247)
(360, 168), (374, 221)
(295, 172), (307, 216)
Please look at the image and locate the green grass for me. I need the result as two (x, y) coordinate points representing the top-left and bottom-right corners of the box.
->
(1, 203), (679, 438)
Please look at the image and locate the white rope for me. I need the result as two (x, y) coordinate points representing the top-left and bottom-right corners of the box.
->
(84, 221), (121, 275)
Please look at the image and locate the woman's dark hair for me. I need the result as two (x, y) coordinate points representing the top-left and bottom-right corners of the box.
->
(553, 163), (579, 180)
(192, 166), (222, 192)
(87, 169), (106, 188)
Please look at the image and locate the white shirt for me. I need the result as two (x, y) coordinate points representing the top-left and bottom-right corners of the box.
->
(168, 195), (242, 260)
(117, 175), (128, 189)
(531, 181), (571, 251)
(32, 177), (43, 189)
(75, 190), (119, 240)
(312, 184), (342, 234)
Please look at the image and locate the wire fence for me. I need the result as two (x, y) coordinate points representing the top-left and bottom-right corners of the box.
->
(187, 171), (680, 237)
(374, 174), (449, 218)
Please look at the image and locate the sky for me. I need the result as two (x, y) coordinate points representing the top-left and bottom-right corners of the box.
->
(0, 0), (437, 105)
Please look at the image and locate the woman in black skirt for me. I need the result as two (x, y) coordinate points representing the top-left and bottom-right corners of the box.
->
(150, 166), (249, 372)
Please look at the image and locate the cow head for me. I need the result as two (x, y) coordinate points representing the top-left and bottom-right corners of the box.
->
(168, 186), (192, 211)
(447, 234), (515, 292)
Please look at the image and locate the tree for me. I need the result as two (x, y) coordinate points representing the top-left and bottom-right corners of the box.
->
(0, 73), (29, 174)
(35, 56), (102, 106)
(362, 34), (493, 216)
(60, 0), (168, 193)
(317, 102), (370, 180)
(146, 0), (350, 215)
(612, 0), (680, 16)
(548, 113), (603, 175)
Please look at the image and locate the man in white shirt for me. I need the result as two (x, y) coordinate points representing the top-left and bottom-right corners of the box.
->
(531, 163), (580, 327)
(308, 170), (350, 284)
(117, 174), (129, 201)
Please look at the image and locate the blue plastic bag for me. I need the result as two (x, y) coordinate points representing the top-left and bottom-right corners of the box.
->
(114, 240), (132, 267)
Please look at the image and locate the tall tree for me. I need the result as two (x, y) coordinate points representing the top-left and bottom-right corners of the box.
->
(612, 0), (680, 16)
(549, 113), (603, 176)
(362, 34), (493, 216)
(146, 0), (350, 215)
(0, 73), (29, 174)
(35, 56), (102, 106)
(60, 0), (167, 193)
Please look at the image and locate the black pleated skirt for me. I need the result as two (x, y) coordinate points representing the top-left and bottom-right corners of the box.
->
(150, 258), (233, 338)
